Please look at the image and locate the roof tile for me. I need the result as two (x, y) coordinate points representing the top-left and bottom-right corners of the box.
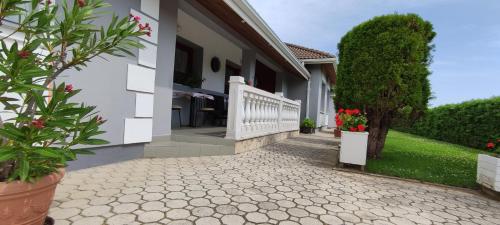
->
(286, 43), (336, 60)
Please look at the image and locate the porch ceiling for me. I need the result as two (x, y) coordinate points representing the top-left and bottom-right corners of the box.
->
(195, 0), (310, 80)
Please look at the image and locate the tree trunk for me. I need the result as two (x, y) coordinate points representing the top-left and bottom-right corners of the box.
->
(367, 110), (393, 159)
(367, 110), (382, 158)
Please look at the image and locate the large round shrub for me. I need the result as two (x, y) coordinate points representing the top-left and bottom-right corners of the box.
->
(335, 14), (435, 158)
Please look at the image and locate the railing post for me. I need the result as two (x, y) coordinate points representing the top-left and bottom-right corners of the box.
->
(295, 100), (302, 130)
(277, 93), (284, 132)
(225, 76), (245, 140)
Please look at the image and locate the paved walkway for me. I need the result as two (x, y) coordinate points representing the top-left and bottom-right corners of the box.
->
(49, 132), (500, 225)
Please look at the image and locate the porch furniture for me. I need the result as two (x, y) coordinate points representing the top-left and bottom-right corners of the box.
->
(193, 97), (215, 127)
(173, 83), (228, 128)
(172, 105), (182, 127)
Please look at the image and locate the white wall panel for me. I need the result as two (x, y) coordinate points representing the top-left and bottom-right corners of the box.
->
(135, 93), (154, 117)
(123, 118), (153, 144)
(127, 64), (156, 93)
(130, 9), (159, 44)
(141, 0), (160, 20)
(138, 41), (157, 68)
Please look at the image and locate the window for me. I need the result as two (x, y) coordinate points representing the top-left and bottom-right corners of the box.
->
(173, 38), (203, 88)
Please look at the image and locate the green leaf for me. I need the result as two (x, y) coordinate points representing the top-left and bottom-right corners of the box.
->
(79, 138), (109, 145)
(18, 157), (30, 181)
(35, 148), (63, 159)
(0, 148), (16, 162)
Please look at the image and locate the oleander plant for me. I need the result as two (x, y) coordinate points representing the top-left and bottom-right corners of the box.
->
(0, 0), (149, 182)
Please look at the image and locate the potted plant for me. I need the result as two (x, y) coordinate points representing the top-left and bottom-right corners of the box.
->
(336, 108), (368, 169)
(300, 118), (316, 134)
(477, 139), (500, 194)
(0, 1), (148, 224)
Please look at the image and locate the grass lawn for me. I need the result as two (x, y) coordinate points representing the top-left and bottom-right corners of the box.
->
(366, 130), (485, 189)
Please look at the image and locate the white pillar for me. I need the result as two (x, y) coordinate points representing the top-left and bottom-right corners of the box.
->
(225, 76), (245, 140)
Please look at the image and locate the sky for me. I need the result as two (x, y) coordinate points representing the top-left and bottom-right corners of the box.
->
(247, 0), (500, 107)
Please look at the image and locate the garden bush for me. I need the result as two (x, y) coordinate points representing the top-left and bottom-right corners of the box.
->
(335, 14), (435, 158)
(393, 96), (500, 149)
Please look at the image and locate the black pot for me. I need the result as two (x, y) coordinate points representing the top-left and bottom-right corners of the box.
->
(45, 216), (55, 225)
(300, 127), (315, 134)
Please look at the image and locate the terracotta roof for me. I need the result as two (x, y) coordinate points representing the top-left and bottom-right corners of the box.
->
(286, 43), (336, 60)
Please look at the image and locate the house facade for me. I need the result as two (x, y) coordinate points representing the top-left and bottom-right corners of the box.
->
(0, 0), (337, 170)
(286, 43), (337, 130)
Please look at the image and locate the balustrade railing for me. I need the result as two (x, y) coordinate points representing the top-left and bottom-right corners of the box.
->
(225, 76), (301, 140)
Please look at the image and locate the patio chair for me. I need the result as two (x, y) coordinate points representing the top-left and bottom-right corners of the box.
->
(172, 105), (182, 127)
(193, 97), (216, 127)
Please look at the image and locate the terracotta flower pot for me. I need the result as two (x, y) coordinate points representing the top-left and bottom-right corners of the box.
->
(334, 128), (342, 137)
(0, 169), (65, 225)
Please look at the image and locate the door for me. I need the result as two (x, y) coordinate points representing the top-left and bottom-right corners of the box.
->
(254, 60), (276, 93)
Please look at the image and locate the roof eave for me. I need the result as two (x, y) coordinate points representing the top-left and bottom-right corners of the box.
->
(300, 58), (337, 64)
(222, 0), (310, 80)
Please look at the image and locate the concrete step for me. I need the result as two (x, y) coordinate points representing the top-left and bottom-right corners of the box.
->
(149, 134), (234, 147)
(144, 140), (235, 158)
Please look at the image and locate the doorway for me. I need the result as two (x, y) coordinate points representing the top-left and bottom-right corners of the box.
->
(224, 60), (241, 94)
(254, 60), (276, 93)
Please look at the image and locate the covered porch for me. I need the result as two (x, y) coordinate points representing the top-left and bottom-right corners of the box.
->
(149, 0), (307, 157)
(146, 76), (302, 158)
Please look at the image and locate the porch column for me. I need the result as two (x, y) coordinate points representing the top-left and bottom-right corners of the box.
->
(241, 49), (256, 85)
(152, 0), (178, 136)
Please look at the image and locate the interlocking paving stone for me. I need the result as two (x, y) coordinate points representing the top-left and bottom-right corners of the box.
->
(49, 133), (500, 224)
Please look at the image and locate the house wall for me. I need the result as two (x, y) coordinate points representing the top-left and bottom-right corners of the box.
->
(58, 0), (140, 145)
(327, 92), (336, 128)
(60, 0), (164, 169)
(308, 65), (322, 127)
(286, 75), (310, 122)
(301, 64), (334, 128)
(177, 9), (243, 93)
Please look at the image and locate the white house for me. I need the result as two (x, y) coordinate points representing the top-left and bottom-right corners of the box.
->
(0, 0), (337, 170)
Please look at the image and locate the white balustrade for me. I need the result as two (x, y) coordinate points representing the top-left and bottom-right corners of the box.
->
(225, 76), (301, 140)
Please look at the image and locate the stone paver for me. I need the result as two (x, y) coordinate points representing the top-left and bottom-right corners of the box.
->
(50, 133), (500, 224)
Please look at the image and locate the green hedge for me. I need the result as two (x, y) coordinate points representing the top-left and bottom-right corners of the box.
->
(393, 97), (500, 149)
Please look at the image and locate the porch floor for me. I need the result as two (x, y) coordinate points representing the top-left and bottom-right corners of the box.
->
(144, 127), (235, 158)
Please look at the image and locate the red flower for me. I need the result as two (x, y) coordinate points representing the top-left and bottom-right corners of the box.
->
(349, 127), (357, 132)
(352, 109), (360, 115)
(65, 84), (73, 92)
(338, 108), (344, 114)
(357, 124), (366, 132)
(32, 118), (45, 129)
(77, 0), (86, 7)
(146, 32), (151, 37)
(345, 109), (353, 115)
(133, 16), (141, 22)
(18, 50), (31, 59)
(487, 142), (495, 149)
(336, 119), (343, 127)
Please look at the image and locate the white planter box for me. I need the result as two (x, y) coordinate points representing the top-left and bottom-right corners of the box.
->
(339, 131), (368, 166)
(477, 154), (500, 192)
